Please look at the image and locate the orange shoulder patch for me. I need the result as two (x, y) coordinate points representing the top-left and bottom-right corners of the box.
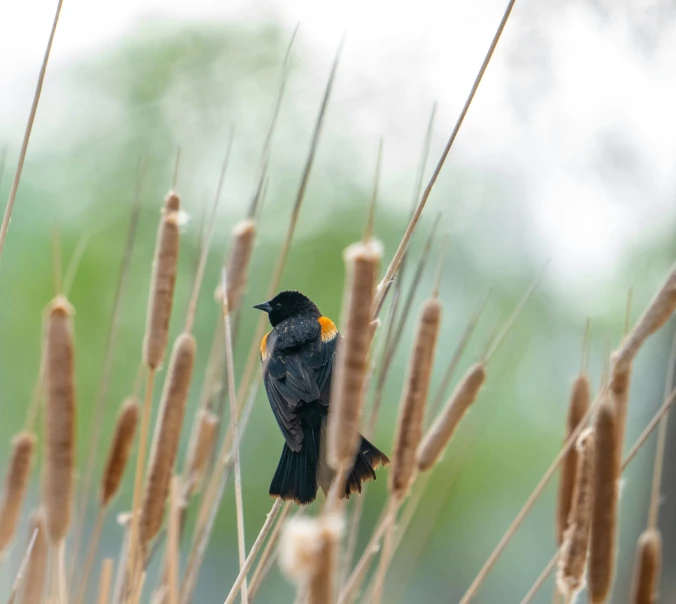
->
(318, 316), (337, 342)
(260, 332), (270, 360)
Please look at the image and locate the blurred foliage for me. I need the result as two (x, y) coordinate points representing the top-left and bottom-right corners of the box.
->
(0, 16), (675, 604)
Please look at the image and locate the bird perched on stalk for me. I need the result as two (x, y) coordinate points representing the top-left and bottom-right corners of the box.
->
(255, 290), (389, 505)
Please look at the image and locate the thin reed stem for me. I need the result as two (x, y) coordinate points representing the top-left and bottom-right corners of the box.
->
(75, 509), (105, 604)
(371, 0), (518, 316)
(167, 477), (181, 604)
(98, 559), (114, 604)
(223, 500), (284, 604)
(0, 0), (64, 264)
(6, 526), (38, 604)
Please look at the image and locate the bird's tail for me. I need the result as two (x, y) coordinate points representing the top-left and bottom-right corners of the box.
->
(269, 425), (389, 505)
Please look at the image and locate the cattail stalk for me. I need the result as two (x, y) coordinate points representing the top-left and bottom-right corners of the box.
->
(76, 400), (139, 604)
(557, 428), (595, 599)
(630, 530), (661, 604)
(15, 512), (48, 604)
(185, 409), (219, 497)
(97, 559), (114, 604)
(556, 375), (591, 545)
(389, 297), (442, 496)
(223, 219), (257, 313)
(417, 362), (486, 472)
(129, 192), (181, 592)
(167, 477), (181, 604)
(0, 432), (36, 554)
(326, 239), (382, 505)
(588, 396), (620, 604)
(140, 333), (196, 548)
(43, 296), (76, 548)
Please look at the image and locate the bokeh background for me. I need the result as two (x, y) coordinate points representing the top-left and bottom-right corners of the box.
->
(1, 0), (676, 601)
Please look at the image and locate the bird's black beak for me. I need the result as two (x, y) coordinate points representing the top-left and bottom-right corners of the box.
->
(253, 301), (273, 313)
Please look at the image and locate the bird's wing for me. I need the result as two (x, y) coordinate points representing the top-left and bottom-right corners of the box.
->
(263, 332), (338, 451)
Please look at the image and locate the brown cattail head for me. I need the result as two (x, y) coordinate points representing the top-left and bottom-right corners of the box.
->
(588, 394), (620, 604)
(327, 240), (382, 470)
(416, 362), (486, 472)
(223, 219), (256, 313)
(42, 296), (76, 544)
(185, 409), (219, 496)
(140, 332), (196, 546)
(279, 514), (342, 604)
(0, 431), (36, 553)
(630, 529), (661, 604)
(557, 427), (595, 598)
(609, 359), (631, 458)
(143, 193), (181, 370)
(390, 297), (442, 497)
(615, 264), (676, 372)
(21, 510), (49, 604)
(100, 399), (139, 508)
(556, 374), (591, 544)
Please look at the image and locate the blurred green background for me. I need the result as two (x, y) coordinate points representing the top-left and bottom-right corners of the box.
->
(1, 12), (676, 604)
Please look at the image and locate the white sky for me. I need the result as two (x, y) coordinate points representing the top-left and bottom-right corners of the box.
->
(2, 0), (675, 301)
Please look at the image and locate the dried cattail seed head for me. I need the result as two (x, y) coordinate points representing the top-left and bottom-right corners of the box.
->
(327, 239), (382, 470)
(143, 196), (181, 370)
(42, 296), (76, 544)
(22, 510), (49, 604)
(556, 374), (591, 545)
(224, 219), (257, 312)
(588, 395), (620, 604)
(186, 409), (219, 496)
(100, 399), (139, 507)
(630, 529), (661, 604)
(0, 431), (36, 553)
(165, 191), (180, 212)
(557, 427), (595, 599)
(140, 332), (196, 546)
(390, 297), (442, 497)
(416, 362), (486, 472)
(279, 514), (343, 603)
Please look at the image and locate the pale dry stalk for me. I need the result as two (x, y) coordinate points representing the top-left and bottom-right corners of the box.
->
(98, 559), (114, 604)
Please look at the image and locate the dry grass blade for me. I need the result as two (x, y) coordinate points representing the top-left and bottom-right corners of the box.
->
(556, 428), (595, 600)
(417, 362), (486, 472)
(0, 432), (36, 554)
(520, 550), (559, 604)
(556, 374), (591, 545)
(371, 0), (518, 316)
(630, 530), (661, 604)
(140, 333), (196, 548)
(42, 296), (76, 545)
(0, 0), (64, 263)
(327, 240), (382, 491)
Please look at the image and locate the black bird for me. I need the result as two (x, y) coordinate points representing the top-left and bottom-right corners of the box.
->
(254, 290), (389, 505)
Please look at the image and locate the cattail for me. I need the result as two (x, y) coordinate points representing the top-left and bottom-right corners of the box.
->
(42, 296), (76, 543)
(588, 395), (620, 604)
(143, 192), (181, 370)
(615, 263), (676, 371)
(327, 240), (382, 470)
(279, 514), (342, 604)
(416, 363), (485, 472)
(224, 219), (256, 312)
(557, 427), (595, 598)
(22, 511), (48, 604)
(389, 297), (442, 497)
(100, 399), (139, 507)
(0, 432), (36, 553)
(630, 529), (661, 604)
(185, 409), (219, 496)
(609, 360), (631, 455)
(556, 374), (591, 544)
(140, 332), (196, 546)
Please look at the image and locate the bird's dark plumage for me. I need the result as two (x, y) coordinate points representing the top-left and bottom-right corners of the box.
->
(255, 290), (389, 504)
